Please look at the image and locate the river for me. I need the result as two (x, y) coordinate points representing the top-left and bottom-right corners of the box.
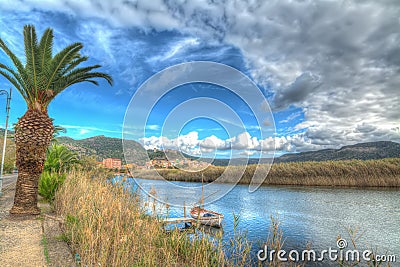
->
(127, 177), (399, 266)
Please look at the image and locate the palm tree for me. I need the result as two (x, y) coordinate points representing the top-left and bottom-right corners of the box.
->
(0, 25), (113, 214)
(51, 125), (67, 143)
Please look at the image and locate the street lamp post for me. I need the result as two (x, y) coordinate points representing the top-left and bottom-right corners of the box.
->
(0, 88), (12, 195)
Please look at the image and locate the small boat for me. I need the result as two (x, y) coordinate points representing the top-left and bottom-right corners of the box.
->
(190, 206), (224, 228)
(190, 174), (224, 227)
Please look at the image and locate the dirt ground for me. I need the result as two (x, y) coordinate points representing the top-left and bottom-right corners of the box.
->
(0, 176), (76, 267)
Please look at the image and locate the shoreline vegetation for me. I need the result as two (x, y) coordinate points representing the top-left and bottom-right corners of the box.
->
(55, 171), (249, 266)
(131, 158), (400, 187)
(21, 144), (398, 266)
(54, 170), (395, 266)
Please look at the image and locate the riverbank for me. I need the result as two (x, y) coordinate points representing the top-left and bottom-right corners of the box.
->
(0, 175), (75, 266)
(55, 171), (237, 266)
(132, 158), (400, 187)
(55, 170), (398, 266)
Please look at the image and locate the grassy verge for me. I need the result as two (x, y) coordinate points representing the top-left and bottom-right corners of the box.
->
(55, 171), (230, 266)
(54, 170), (396, 266)
(41, 233), (50, 264)
(132, 158), (400, 187)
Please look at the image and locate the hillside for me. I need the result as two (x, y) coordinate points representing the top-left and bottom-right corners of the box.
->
(276, 141), (400, 163)
(2, 130), (400, 166)
(57, 135), (400, 165)
(210, 141), (400, 166)
(0, 136), (16, 173)
(57, 135), (202, 163)
(57, 135), (144, 163)
(146, 149), (199, 161)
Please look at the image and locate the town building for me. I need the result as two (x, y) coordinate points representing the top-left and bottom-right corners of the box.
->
(145, 158), (210, 170)
(102, 158), (122, 169)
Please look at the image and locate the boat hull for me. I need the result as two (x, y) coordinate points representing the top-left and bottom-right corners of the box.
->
(190, 207), (224, 228)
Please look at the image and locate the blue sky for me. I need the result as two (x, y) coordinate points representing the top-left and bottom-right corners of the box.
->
(0, 0), (399, 158)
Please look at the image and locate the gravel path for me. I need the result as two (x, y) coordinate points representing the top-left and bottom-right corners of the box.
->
(0, 175), (76, 267)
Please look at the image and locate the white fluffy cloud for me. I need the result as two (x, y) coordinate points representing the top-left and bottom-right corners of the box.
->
(141, 131), (200, 153)
(141, 131), (328, 156)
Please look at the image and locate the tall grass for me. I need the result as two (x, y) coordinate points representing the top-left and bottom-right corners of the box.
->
(55, 171), (228, 266)
(54, 171), (396, 266)
(132, 158), (400, 187)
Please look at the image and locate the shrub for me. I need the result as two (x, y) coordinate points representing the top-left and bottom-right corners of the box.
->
(39, 171), (66, 202)
(2, 162), (14, 174)
(44, 144), (79, 173)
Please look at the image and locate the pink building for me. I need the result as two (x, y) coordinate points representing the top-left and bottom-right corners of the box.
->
(102, 158), (122, 169)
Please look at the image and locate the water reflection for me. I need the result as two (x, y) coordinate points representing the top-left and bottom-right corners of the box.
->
(132, 178), (400, 265)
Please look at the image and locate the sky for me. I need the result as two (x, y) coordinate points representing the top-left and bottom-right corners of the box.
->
(0, 0), (399, 159)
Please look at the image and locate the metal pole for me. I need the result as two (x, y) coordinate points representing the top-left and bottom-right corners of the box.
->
(0, 88), (12, 195)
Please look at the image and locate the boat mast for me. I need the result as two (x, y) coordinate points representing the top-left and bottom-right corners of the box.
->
(201, 173), (204, 208)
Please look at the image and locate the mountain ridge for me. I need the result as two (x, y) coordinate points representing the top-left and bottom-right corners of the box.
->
(55, 134), (400, 165)
(275, 140), (400, 163)
(2, 129), (399, 164)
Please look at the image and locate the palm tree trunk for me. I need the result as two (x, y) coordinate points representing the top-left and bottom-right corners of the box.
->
(10, 109), (54, 215)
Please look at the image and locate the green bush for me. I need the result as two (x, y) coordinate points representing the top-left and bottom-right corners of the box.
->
(2, 162), (14, 174)
(39, 171), (66, 202)
(44, 144), (79, 173)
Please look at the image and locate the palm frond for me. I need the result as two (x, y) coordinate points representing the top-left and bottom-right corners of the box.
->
(0, 63), (24, 90)
(24, 25), (39, 99)
(0, 70), (23, 97)
(38, 28), (53, 70)
(37, 28), (54, 94)
(45, 42), (83, 92)
(0, 37), (35, 102)
(60, 55), (88, 76)
(0, 24), (113, 111)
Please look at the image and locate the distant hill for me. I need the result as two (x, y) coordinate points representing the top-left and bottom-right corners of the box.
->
(56, 135), (399, 165)
(276, 141), (400, 163)
(147, 149), (199, 161)
(211, 141), (400, 166)
(57, 135), (198, 163)
(57, 135), (143, 163)
(0, 128), (14, 136)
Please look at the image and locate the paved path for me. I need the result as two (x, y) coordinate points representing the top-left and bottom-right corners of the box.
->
(0, 174), (45, 266)
(0, 174), (76, 267)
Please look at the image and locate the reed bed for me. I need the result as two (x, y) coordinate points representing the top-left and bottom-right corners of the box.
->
(55, 171), (228, 266)
(54, 170), (396, 266)
(133, 158), (400, 187)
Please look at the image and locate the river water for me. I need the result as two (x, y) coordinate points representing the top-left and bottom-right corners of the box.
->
(129, 178), (399, 266)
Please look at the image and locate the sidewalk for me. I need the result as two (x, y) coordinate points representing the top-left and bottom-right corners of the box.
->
(0, 175), (76, 267)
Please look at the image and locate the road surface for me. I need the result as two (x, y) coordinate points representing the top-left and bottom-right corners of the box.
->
(1, 174), (17, 194)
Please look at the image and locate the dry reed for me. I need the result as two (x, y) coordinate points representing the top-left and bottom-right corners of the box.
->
(54, 169), (396, 266)
(132, 158), (400, 187)
(55, 171), (226, 266)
